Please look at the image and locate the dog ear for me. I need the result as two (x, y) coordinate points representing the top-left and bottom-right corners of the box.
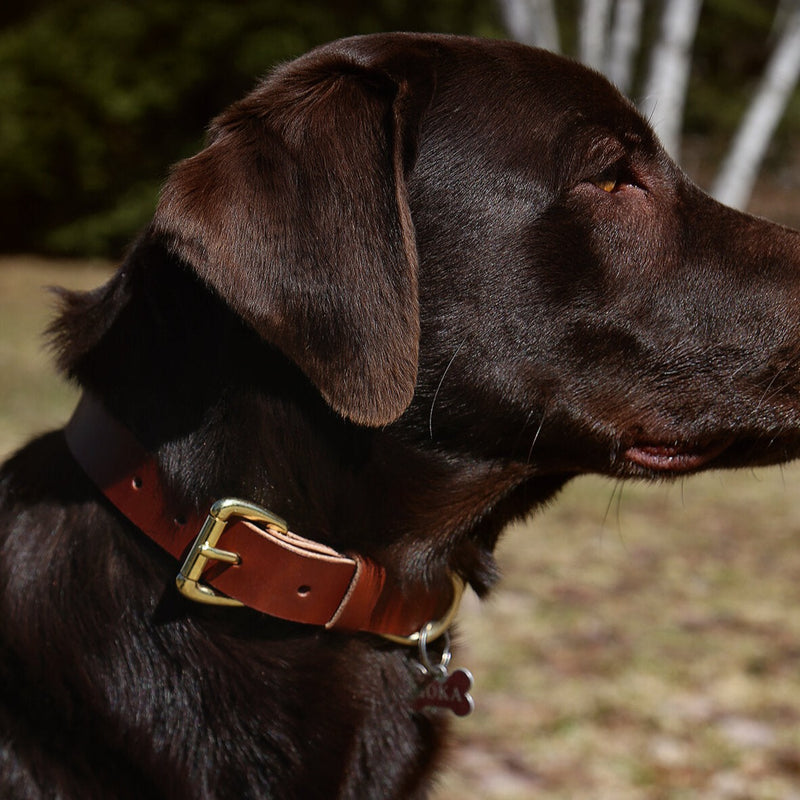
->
(152, 37), (434, 426)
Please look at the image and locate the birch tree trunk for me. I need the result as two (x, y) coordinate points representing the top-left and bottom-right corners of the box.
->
(639, 0), (704, 161)
(605, 0), (644, 95)
(498, 0), (560, 52)
(711, 5), (800, 209)
(579, 0), (613, 71)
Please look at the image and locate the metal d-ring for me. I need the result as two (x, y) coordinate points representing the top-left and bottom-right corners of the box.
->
(418, 626), (452, 679)
(380, 574), (466, 646)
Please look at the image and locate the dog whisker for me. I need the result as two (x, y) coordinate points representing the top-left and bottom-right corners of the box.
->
(512, 407), (538, 454)
(753, 362), (792, 413)
(429, 337), (466, 439)
(526, 405), (548, 464)
(601, 480), (622, 530)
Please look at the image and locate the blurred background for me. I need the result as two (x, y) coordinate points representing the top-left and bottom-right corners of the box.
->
(4, 1), (800, 797)
(3, 0), (800, 256)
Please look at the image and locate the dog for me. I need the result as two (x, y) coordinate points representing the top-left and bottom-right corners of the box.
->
(3, 32), (800, 799)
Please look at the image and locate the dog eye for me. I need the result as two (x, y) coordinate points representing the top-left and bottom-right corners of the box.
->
(590, 166), (621, 193)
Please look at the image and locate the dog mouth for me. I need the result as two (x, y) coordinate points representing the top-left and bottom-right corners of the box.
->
(623, 438), (733, 474)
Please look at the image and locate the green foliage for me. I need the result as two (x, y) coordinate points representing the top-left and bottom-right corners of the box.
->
(4, 0), (799, 257)
(686, 0), (781, 135)
(0, 0), (500, 257)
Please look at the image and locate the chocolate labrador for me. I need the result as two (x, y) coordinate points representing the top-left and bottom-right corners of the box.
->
(3, 32), (800, 799)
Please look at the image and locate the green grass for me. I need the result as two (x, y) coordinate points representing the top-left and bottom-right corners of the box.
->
(4, 257), (800, 798)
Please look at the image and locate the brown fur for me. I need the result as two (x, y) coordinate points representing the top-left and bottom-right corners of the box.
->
(3, 33), (800, 799)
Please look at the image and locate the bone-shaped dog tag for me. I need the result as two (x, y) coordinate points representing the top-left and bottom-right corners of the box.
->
(413, 667), (474, 717)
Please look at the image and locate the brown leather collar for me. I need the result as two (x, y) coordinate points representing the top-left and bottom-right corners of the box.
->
(65, 394), (460, 642)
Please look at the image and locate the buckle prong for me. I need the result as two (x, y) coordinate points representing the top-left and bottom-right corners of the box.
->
(199, 542), (241, 565)
(176, 498), (288, 607)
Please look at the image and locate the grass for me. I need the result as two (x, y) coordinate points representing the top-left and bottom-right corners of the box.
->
(435, 470), (800, 799)
(4, 256), (800, 799)
(0, 256), (113, 455)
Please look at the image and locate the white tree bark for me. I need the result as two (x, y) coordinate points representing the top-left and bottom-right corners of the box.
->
(579, 0), (613, 71)
(605, 0), (644, 94)
(639, 0), (704, 161)
(498, 0), (560, 52)
(712, 5), (800, 209)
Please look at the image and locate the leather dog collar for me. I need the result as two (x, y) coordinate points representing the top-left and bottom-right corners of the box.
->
(65, 394), (461, 642)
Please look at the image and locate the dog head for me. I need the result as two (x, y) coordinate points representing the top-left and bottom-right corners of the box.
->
(148, 33), (800, 481)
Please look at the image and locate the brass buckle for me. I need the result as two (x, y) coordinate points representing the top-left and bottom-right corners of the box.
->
(176, 498), (288, 607)
(380, 574), (466, 645)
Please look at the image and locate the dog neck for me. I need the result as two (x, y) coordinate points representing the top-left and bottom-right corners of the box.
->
(65, 393), (466, 641)
(51, 249), (567, 601)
